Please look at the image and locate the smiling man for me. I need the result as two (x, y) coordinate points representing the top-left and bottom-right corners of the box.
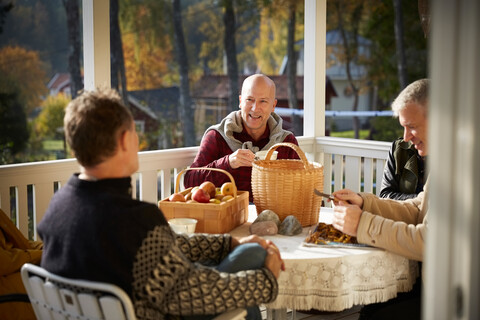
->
(185, 74), (299, 201)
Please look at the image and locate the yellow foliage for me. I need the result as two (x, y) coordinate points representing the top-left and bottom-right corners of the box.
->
(0, 46), (48, 113)
(35, 94), (70, 139)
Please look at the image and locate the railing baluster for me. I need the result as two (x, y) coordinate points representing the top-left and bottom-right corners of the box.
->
(363, 158), (374, 193)
(33, 183), (55, 240)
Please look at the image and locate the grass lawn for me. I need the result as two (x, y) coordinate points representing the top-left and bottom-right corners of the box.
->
(330, 130), (370, 139)
(43, 140), (64, 150)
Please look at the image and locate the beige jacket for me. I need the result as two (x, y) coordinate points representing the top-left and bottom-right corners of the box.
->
(357, 180), (428, 262)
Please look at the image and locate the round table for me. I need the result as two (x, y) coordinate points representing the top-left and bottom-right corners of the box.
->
(230, 206), (419, 312)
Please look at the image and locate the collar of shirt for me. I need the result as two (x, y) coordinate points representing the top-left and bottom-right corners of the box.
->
(233, 125), (271, 148)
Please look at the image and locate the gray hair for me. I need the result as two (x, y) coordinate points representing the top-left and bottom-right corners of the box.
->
(391, 79), (429, 116)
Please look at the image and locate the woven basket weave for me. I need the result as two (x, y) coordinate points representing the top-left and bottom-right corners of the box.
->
(251, 142), (324, 227)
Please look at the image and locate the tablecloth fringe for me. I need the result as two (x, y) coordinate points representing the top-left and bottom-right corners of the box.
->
(267, 287), (409, 312)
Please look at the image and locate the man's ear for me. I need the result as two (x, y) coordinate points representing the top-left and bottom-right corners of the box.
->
(272, 98), (278, 111)
(119, 130), (129, 151)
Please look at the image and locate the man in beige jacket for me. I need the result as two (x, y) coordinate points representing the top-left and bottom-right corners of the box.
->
(332, 79), (429, 320)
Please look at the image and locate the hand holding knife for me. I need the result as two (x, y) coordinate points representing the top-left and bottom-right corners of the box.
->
(314, 189), (338, 201)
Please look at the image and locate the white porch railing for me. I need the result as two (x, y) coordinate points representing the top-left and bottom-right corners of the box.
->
(0, 137), (390, 240)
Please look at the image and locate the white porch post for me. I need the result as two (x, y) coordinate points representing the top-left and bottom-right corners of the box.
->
(82, 0), (110, 90)
(424, 0), (480, 319)
(303, 0), (326, 141)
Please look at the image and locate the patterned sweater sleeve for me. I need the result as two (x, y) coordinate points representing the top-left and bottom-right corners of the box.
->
(132, 225), (278, 318)
(174, 233), (232, 264)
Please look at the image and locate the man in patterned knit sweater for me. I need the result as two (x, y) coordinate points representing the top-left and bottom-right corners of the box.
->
(184, 74), (299, 202)
(38, 88), (284, 320)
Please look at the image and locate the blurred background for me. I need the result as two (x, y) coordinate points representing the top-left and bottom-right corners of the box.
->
(0, 0), (428, 164)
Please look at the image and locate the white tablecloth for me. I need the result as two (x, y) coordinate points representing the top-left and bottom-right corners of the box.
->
(230, 206), (419, 312)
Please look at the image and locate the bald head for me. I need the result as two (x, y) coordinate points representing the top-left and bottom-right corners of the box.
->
(241, 74), (276, 98)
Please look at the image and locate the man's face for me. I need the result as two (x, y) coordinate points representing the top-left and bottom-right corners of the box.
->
(239, 77), (277, 138)
(398, 102), (428, 156)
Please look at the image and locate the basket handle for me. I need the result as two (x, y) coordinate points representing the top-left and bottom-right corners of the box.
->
(264, 142), (313, 169)
(175, 167), (238, 198)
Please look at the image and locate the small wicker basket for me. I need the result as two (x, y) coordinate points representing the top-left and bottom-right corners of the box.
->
(159, 167), (249, 233)
(251, 142), (324, 227)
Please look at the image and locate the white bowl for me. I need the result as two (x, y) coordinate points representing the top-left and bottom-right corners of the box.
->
(255, 150), (278, 160)
(168, 218), (197, 234)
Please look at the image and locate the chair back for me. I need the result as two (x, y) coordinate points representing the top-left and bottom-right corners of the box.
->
(21, 263), (247, 320)
(20, 263), (136, 320)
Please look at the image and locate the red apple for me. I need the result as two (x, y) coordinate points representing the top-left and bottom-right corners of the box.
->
(199, 181), (216, 198)
(192, 188), (210, 203)
(169, 193), (186, 202)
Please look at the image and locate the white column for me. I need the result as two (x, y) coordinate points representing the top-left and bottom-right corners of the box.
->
(303, 0), (326, 139)
(424, 0), (480, 319)
(82, 0), (111, 90)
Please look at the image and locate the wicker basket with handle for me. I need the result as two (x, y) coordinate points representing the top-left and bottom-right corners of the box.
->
(158, 167), (249, 233)
(251, 142), (324, 227)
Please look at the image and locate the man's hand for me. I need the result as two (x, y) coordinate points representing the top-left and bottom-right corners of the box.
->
(332, 201), (362, 237)
(228, 149), (255, 169)
(332, 189), (364, 207)
(232, 235), (285, 278)
(264, 243), (284, 278)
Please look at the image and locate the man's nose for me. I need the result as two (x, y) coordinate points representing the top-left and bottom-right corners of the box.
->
(403, 128), (412, 142)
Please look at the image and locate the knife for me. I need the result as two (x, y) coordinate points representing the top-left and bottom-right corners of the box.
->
(314, 189), (337, 201)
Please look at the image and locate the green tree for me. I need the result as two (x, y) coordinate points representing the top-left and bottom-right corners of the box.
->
(363, 0), (427, 104)
(62, 0), (83, 98)
(0, 0), (13, 34)
(172, 0), (195, 147)
(34, 94), (70, 140)
(0, 92), (29, 164)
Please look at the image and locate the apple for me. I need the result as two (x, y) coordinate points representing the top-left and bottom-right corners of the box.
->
(199, 181), (216, 198)
(192, 188), (210, 203)
(169, 193), (186, 202)
(220, 182), (236, 196)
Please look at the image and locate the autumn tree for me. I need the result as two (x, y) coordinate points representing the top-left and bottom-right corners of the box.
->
(119, 0), (173, 90)
(0, 46), (48, 114)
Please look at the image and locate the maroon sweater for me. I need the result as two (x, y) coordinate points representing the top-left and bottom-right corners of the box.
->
(184, 127), (299, 202)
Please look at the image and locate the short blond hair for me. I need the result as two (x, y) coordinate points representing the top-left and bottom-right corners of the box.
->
(391, 79), (429, 116)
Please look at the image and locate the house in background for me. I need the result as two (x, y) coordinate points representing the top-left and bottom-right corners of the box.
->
(46, 73), (72, 97)
(46, 73), (336, 147)
(282, 30), (373, 131)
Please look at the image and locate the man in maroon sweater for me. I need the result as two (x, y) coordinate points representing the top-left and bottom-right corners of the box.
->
(185, 74), (299, 202)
